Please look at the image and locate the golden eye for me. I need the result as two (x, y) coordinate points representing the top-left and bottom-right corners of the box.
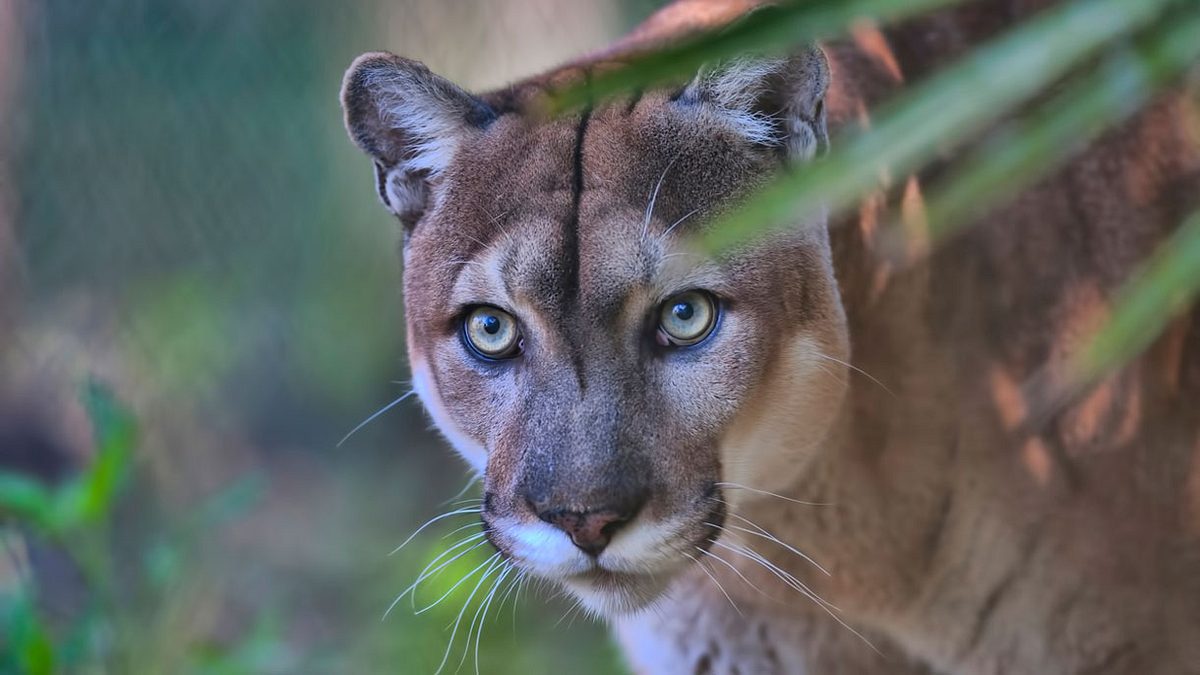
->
(658, 291), (717, 346)
(463, 306), (521, 359)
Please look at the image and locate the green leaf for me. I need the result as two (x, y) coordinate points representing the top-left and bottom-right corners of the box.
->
(3, 597), (56, 675)
(190, 473), (266, 531)
(0, 473), (55, 529)
(697, 0), (1185, 253)
(80, 378), (138, 458)
(1073, 209), (1200, 382)
(46, 380), (137, 531)
(910, 10), (1200, 247)
(548, 0), (966, 113)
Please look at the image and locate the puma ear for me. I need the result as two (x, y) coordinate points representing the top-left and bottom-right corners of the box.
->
(681, 45), (830, 160)
(341, 52), (495, 227)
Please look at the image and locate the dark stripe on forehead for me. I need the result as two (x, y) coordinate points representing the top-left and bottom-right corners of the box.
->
(563, 108), (591, 303)
(562, 107), (591, 390)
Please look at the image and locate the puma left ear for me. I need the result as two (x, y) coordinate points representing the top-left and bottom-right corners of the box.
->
(341, 52), (495, 228)
(682, 45), (830, 160)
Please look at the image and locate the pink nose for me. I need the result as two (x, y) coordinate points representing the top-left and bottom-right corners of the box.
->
(538, 508), (632, 556)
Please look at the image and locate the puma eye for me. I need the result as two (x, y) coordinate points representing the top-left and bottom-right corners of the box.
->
(462, 306), (521, 359)
(657, 290), (718, 347)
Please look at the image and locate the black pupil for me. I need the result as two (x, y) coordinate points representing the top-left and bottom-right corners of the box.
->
(673, 302), (694, 322)
(481, 315), (501, 335)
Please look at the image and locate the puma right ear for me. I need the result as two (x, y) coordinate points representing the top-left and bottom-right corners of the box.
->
(341, 52), (495, 228)
(682, 44), (831, 161)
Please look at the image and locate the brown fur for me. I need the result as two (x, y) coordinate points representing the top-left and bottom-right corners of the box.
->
(340, 1), (1200, 673)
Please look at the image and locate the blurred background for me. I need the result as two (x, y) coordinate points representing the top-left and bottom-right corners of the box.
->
(0, 1), (667, 673)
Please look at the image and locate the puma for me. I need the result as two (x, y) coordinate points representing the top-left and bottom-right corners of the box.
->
(339, 1), (1200, 672)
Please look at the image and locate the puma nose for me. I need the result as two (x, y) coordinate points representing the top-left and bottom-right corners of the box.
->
(536, 506), (635, 556)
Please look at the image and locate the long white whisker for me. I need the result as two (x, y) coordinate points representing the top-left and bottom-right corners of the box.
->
(809, 360), (849, 387)
(391, 506), (483, 555)
(384, 536), (490, 619)
(444, 258), (493, 273)
(710, 539), (878, 653)
(714, 482), (832, 506)
(641, 156), (678, 240)
(459, 232), (496, 251)
(686, 550), (742, 616)
(658, 207), (702, 242)
(434, 553), (503, 675)
(554, 598), (584, 629)
(722, 520), (832, 576)
(338, 390), (417, 447)
(566, 598), (589, 630)
(510, 573), (531, 639)
(811, 351), (896, 398)
(418, 550), (500, 616)
(397, 536), (491, 614)
(695, 546), (770, 600)
(711, 538), (834, 611)
(469, 562), (513, 675)
(441, 475), (482, 507)
(409, 532), (487, 579)
(496, 569), (525, 621)
(442, 521), (484, 539)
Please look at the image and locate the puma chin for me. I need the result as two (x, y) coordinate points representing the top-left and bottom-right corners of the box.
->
(341, 44), (847, 617)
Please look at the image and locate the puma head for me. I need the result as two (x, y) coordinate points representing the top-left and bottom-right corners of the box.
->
(341, 46), (847, 615)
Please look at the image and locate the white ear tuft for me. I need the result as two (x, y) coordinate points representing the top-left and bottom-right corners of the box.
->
(341, 52), (494, 227)
(683, 45), (831, 160)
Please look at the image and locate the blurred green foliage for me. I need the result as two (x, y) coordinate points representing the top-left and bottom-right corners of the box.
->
(0, 381), (132, 535)
(0, 384), (624, 673)
(0, 382), (138, 674)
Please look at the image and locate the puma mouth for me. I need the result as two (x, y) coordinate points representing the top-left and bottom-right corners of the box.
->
(556, 499), (728, 616)
(482, 486), (728, 615)
(562, 567), (676, 616)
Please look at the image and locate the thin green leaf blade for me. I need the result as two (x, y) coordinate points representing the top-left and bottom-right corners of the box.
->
(697, 0), (1182, 253)
(48, 380), (137, 530)
(1073, 209), (1200, 383)
(916, 10), (1200, 245)
(549, 0), (965, 113)
(0, 472), (56, 529)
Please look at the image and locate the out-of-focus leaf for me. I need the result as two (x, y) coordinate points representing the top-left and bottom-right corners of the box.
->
(144, 538), (184, 589)
(190, 611), (295, 675)
(124, 275), (239, 399)
(47, 380), (136, 531)
(0, 473), (55, 529)
(697, 0), (1184, 253)
(0, 383), (136, 534)
(1072, 209), (1200, 383)
(80, 379), (137, 459)
(190, 473), (266, 531)
(549, 0), (964, 113)
(3, 597), (56, 675)
(907, 11), (1200, 246)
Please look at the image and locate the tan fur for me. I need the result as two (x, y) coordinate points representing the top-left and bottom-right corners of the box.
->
(341, 1), (1200, 673)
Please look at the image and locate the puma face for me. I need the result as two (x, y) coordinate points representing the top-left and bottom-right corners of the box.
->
(341, 49), (849, 616)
